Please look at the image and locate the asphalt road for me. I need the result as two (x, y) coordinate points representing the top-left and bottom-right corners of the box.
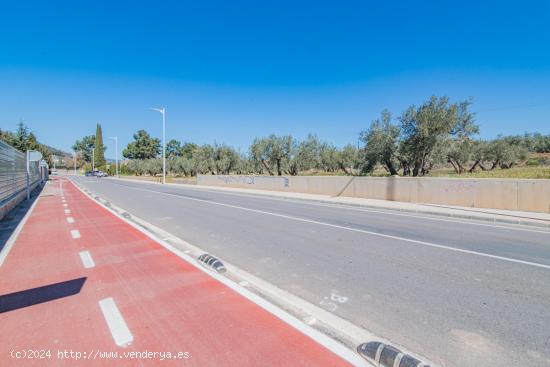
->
(71, 176), (550, 367)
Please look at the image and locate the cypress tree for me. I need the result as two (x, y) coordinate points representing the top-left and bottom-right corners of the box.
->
(94, 123), (106, 168)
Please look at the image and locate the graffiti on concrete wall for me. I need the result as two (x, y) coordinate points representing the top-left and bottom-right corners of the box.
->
(217, 175), (256, 185)
(442, 181), (474, 193)
(215, 175), (290, 188)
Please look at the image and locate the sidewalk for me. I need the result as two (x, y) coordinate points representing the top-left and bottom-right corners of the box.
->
(110, 175), (550, 228)
(0, 177), (354, 366)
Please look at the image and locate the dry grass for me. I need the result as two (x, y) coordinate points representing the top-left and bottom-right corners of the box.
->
(426, 166), (550, 179)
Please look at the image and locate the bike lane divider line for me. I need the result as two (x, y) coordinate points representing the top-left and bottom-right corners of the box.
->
(67, 179), (357, 366)
(1, 176), (357, 366)
(79, 250), (95, 269)
(99, 297), (134, 347)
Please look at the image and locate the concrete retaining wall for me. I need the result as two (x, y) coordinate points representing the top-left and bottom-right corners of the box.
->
(197, 175), (550, 213)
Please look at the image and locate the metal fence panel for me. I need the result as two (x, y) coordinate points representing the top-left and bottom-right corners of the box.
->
(0, 140), (41, 206)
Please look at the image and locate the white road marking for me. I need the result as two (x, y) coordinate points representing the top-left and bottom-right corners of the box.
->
(63, 203), (68, 207)
(118, 185), (550, 270)
(69, 179), (370, 366)
(79, 250), (95, 268)
(66, 217), (75, 223)
(98, 298), (133, 347)
(70, 229), (81, 239)
(64, 209), (71, 214)
(106, 178), (550, 234)
(0, 195), (42, 267)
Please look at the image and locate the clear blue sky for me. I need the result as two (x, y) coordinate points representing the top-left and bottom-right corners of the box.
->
(1, 0), (549, 159)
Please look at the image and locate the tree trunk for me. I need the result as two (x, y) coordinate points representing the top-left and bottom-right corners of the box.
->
(448, 158), (459, 174)
(339, 162), (351, 175)
(412, 160), (422, 176)
(385, 159), (398, 176)
(456, 161), (465, 174)
(261, 159), (274, 175)
(276, 159), (282, 176)
(468, 160), (480, 173)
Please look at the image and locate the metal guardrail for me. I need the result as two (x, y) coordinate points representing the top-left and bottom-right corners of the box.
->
(0, 140), (42, 208)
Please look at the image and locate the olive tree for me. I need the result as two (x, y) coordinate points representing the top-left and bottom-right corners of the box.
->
(249, 134), (298, 175)
(360, 109), (401, 175)
(398, 96), (478, 176)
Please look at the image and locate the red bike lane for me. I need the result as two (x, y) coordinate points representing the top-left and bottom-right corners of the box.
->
(0, 177), (353, 366)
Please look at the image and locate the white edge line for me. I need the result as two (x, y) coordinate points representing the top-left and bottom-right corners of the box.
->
(69, 178), (368, 366)
(105, 177), (550, 235)
(79, 250), (95, 268)
(98, 297), (134, 347)
(101, 182), (550, 270)
(0, 191), (43, 267)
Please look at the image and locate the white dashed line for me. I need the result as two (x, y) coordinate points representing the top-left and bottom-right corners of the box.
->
(66, 217), (75, 224)
(63, 203), (68, 207)
(70, 229), (81, 239)
(99, 298), (134, 347)
(79, 250), (95, 268)
(64, 209), (71, 214)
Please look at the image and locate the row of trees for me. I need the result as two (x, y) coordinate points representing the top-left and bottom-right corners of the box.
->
(118, 135), (360, 177)
(72, 95), (550, 177)
(359, 97), (543, 176)
(0, 122), (53, 165)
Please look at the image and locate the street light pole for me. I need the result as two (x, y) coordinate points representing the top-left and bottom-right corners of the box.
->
(151, 107), (166, 184)
(73, 151), (77, 175)
(110, 136), (119, 178)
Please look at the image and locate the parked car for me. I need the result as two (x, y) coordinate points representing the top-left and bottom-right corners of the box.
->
(84, 170), (108, 177)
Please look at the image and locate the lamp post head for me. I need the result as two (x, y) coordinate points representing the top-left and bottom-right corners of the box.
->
(151, 107), (165, 115)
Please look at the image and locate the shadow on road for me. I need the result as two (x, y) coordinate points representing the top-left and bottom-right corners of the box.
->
(0, 277), (87, 313)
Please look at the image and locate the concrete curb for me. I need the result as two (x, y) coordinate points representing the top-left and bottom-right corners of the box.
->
(96, 175), (550, 229)
(69, 179), (372, 366)
(70, 177), (439, 367)
(0, 183), (44, 267)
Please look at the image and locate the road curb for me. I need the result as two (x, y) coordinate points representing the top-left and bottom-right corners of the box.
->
(70, 177), (439, 367)
(99, 176), (550, 229)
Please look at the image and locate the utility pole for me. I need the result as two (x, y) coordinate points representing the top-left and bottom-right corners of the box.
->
(110, 136), (119, 178)
(151, 107), (166, 184)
